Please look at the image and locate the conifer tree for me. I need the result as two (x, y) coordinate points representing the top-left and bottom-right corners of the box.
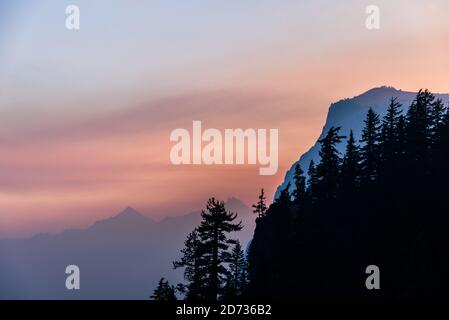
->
(316, 126), (345, 200)
(380, 98), (402, 180)
(360, 108), (381, 185)
(405, 89), (434, 167)
(246, 89), (449, 300)
(430, 98), (446, 148)
(196, 198), (242, 300)
(396, 114), (407, 162)
(151, 277), (177, 301)
(252, 189), (268, 218)
(275, 182), (292, 206)
(382, 97), (402, 136)
(432, 102), (449, 180)
(381, 97), (402, 151)
(340, 130), (361, 194)
(173, 229), (207, 300)
(224, 241), (246, 298)
(307, 160), (319, 202)
(293, 164), (306, 204)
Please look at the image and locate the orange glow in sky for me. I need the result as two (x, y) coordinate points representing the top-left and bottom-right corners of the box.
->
(1, 1), (448, 236)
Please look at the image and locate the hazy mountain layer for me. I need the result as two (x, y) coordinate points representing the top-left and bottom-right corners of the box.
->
(0, 198), (254, 299)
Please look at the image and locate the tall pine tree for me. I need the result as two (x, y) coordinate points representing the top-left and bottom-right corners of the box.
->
(173, 229), (207, 300)
(430, 98), (446, 148)
(252, 189), (268, 218)
(224, 241), (247, 299)
(196, 198), (242, 300)
(360, 108), (381, 186)
(405, 89), (434, 170)
(306, 160), (319, 203)
(340, 130), (361, 195)
(293, 164), (306, 205)
(380, 97), (402, 181)
(316, 126), (345, 201)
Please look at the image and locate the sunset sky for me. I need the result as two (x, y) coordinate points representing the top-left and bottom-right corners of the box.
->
(1, 0), (449, 237)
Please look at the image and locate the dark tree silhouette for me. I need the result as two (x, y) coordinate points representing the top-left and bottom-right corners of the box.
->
(174, 199), (242, 301)
(395, 114), (407, 166)
(223, 241), (247, 299)
(430, 98), (446, 148)
(316, 126), (345, 200)
(275, 182), (291, 206)
(247, 90), (449, 300)
(306, 160), (319, 203)
(360, 108), (381, 185)
(293, 164), (306, 205)
(151, 278), (176, 301)
(173, 229), (207, 300)
(196, 198), (242, 300)
(379, 98), (403, 183)
(340, 130), (361, 195)
(165, 89), (449, 301)
(405, 89), (434, 173)
(252, 189), (268, 218)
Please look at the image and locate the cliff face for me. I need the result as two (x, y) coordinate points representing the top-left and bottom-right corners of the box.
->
(275, 87), (449, 199)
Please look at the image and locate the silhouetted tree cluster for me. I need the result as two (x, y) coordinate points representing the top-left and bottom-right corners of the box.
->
(247, 90), (449, 299)
(154, 89), (449, 300)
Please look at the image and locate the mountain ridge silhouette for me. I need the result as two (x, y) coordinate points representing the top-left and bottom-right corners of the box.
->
(275, 86), (449, 199)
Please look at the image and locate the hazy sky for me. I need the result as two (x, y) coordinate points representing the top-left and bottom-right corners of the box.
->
(1, 0), (449, 237)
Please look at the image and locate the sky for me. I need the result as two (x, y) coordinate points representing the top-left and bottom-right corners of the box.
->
(1, 0), (449, 237)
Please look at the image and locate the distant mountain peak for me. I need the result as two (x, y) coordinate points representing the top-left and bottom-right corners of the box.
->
(355, 86), (411, 101)
(111, 206), (150, 222)
(364, 85), (398, 94)
(225, 197), (251, 216)
(225, 197), (245, 206)
(90, 206), (152, 230)
(119, 206), (142, 217)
